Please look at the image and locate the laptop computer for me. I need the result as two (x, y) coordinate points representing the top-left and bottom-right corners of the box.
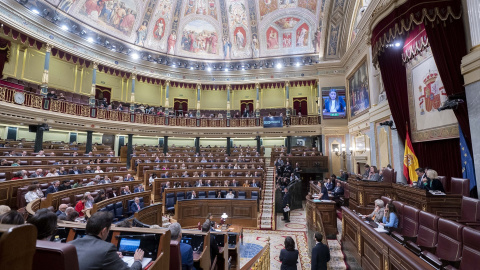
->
(119, 238), (152, 267)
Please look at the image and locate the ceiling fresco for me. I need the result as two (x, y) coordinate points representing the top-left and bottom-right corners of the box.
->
(36, 0), (351, 61)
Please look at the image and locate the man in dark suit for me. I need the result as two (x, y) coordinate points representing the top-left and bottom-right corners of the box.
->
(58, 180), (72, 191)
(69, 166), (82, 174)
(415, 168), (427, 187)
(70, 211), (144, 270)
(130, 197), (144, 213)
(311, 232), (330, 270)
(168, 223), (195, 270)
(332, 182), (344, 198)
(122, 186), (132, 195)
(45, 180), (60, 196)
(282, 188), (291, 223)
(161, 172), (170, 178)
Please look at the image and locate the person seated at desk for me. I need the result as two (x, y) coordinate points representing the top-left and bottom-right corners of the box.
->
(134, 184), (145, 193)
(217, 191), (223, 198)
(188, 190), (197, 199)
(420, 169), (445, 192)
(361, 199), (385, 223)
(162, 171), (170, 178)
(243, 180), (250, 187)
(331, 182), (344, 198)
(28, 208), (57, 240)
(231, 180), (239, 187)
(169, 223), (196, 270)
(313, 181), (329, 200)
(324, 178), (334, 191)
(195, 179), (204, 187)
(71, 211), (145, 270)
(356, 164), (370, 179)
(130, 197), (144, 213)
(380, 203), (398, 232)
(202, 221), (219, 265)
(122, 186), (132, 195)
(367, 166), (382, 181)
(226, 189), (235, 199)
(415, 167), (428, 188)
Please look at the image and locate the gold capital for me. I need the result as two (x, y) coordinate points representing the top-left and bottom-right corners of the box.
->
(45, 43), (54, 53)
(165, 80), (170, 87)
(196, 83), (202, 89)
(285, 81), (290, 87)
(93, 62), (98, 70)
(255, 83), (260, 89)
(227, 84), (232, 90)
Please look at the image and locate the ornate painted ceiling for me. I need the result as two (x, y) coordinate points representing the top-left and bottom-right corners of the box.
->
(35, 0), (354, 61)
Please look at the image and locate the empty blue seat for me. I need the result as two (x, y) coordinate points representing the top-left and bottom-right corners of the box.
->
(238, 191), (246, 199)
(114, 201), (123, 219)
(106, 204), (115, 217)
(252, 191), (258, 200)
(198, 191), (206, 198)
(221, 190), (227, 198)
(166, 193), (175, 212)
(208, 191), (216, 198)
(177, 192), (185, 201)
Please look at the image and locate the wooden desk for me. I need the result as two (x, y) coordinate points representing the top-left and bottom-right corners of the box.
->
(392, 184), (462, 217)
(342, 207), (434, 270)
(174, 199), (258, 228)
(305, 194), (337, 236)
(59, 223), (171, 270)
(347, 180), (394, 215)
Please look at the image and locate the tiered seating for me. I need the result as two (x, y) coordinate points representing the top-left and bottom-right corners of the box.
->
(88, 191), (151, 219)
(0, 224), (38, 270)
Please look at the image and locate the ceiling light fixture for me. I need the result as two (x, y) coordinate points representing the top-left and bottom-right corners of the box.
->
(87, 37), (94, 43)
(207, 67), (212, 72)
(276, 63), (283, 69)
(32, 9), (40, 15)
(61, 25), (69, 31)
(131, 53), (139, 60)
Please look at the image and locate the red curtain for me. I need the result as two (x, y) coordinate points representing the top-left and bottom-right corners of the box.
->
(95, 86), (112, 103)
(0, 38), (11, 78)
(240, 100), (253, 114)
(293, 97), (308, 116)
(424, 18), (471, 151)
(173, 99), (188, 116)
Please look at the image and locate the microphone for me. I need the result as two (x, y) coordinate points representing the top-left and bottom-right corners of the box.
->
(115, 234), (157, 238)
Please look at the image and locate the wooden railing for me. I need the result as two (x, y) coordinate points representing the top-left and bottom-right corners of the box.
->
(88, 191), (151, 217)
(134, 203), (163, 226)
(0, 86), (320, 127)
(240, 237), (270, 270)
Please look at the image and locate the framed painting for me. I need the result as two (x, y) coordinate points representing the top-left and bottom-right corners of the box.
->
(406, 48), (458, 142)
(347, 58), (370, 120)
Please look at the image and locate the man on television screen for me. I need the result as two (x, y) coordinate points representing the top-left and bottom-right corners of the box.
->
(324, 89), (346, 113)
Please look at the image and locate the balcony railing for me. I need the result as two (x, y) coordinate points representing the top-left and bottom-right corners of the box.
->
(0, 87), (320, 127)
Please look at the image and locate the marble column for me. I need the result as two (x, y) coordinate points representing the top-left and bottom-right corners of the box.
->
(226, 85), (231, 119)
(129, 74), (136, 113)
(369, 122), (377, 165)
(226, 137), (231, 155)
(196, 83), (201, 119)
(317, 79), (322, 116)
(390, 117), (406, 183)
(466, 82), (480, 196)
(195, 137), (200, 154)
(286, 136), (292, 155)
(285, 81), (290, 118)
(85, 131), (93, 154)
(255, 136), (261, 153)
(255, 83), (260, 118)
(345, 133), (352, 172)
(465, 0), (480, 47)
(34, 126), (44, 153)
(41, 44), (53, 96)
(89, 62), (98, 107)
(126, 134), (133, 169)
(163, 136), (169, 154)
(165, 81), (170, 116)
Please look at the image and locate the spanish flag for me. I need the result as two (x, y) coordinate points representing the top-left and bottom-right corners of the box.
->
(403, 131), (419, 184)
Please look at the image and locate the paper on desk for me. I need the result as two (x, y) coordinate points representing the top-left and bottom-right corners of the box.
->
(374, 228), (389, 233)
(122, 257), (152, 268)
(429, 190), (446, 196)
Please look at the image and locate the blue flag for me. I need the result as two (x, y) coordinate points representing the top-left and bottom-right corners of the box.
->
(459, 126), (476, 191)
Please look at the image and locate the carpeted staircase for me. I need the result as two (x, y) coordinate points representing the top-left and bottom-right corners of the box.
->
(259, 159), (275, 230)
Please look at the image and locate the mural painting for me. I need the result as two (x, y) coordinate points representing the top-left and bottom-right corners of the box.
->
(274, 17), (300, 29)
(167, 31), (177, 54)
(348, 60), (370, 119)
(266, 27), (279, 49)
(297, 0), (317, 13)
(153, 17), (166, 40)
(296, 23), (308, 47)
(80, 0), (138, 36)
(279, 0), (297, 9)
(135, 21), (149, 46)
(156, 0), (174, 19)
(57, 0), (74, 12)
(282, 33), (292, 48)
(185, 0), (218, 19)
(252, 34), (260, 57)
(259, 0), (278, 19)
(234, 27), (247, 49)
(180, 20), (219, 55)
